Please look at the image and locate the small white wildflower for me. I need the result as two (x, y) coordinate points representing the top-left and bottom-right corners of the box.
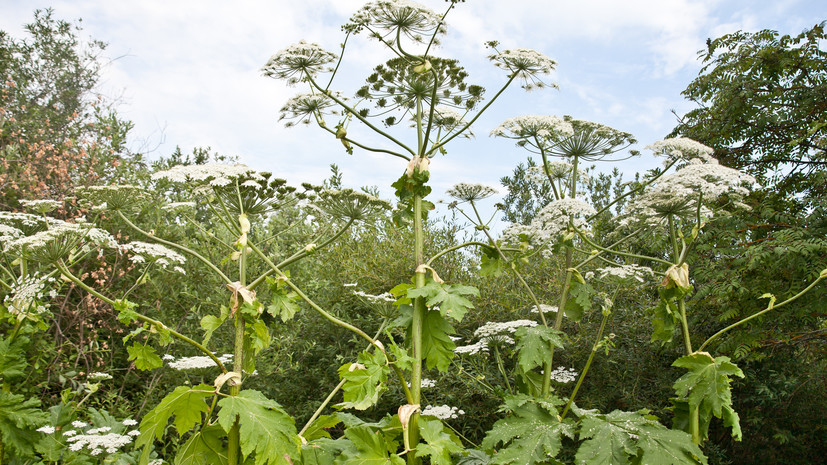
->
(128, 430), (141, 437)
(122, 241), (186, 268)
(37, 425), (56, 434)
(421, 405), (464, 420)
(167, 353), (232, 370)
(530, 304), (558, 314)
(72, 421), (87, 428)
(63, 430), (77, 437)
(446, 183), (498, 202)
(122, 419), (138, 426)
(162, 354), (176, 361)
(88, 372), (112, 381)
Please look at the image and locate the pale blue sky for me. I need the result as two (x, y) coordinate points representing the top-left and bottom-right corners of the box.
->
(2, 0), (823, 226)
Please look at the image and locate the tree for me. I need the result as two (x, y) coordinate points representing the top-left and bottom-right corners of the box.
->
(0, 9), (139, 210)
(671, 22), (827, 202)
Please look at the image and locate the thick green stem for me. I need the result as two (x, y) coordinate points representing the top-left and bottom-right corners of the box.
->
(409, 194), (426, 464)
(228, 245), (247, 465)
(560, 309), (610, 419)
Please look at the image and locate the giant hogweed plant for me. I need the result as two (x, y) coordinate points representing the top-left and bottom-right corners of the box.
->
(0, 2), (823, 465)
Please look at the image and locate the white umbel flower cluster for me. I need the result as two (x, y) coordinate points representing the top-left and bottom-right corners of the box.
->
(421, 404), (464, 420)
(547, 366), (578, 384)
(503, 198), (595, 250)
(353, 290), (396, 304)
(490, 115), (573, 140)
(646, 137), (715, 165)
(37, 418), (140, 457)
(529, 304), (558, 314)
(261, 41), (337, 84)
(121, 241), (186, 270)
(3, 273), (57, 316)
(152, 163), (265, 188)
(347, 0), (447, 42)
(455, 319), (538, 355)
(166, 353), (233, 370)
(20, 199), (62, 213)
(446, 183), (498, 202)
(590, 264), (655, 284)
(489, 49), (558, 91)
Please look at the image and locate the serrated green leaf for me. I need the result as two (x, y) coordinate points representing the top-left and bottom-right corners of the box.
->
(387, 341), (414, 372)
(481, 402), (574, 465)
(302, 414), (342, 441)
(456, 449), (491, 465)
(114, 299), (139, 324)
(217, 389), (300, 465)
(341, 425), (405, 465)
(136, 384), (214, 463)
(415, 418), (464, 465)
(576, 409), (707, 465)
(301, 438), (349, 465)
(407, 280), (479, 321)
(649, 298), (678, 344)
(564, 280), (594, 321)
(174, 424), (229, 465)
(421, 310), (456, 372)
(672, 353), (745, 441)
(479, 250), (506, 277)
(337, 350), (389, 410)
(389, 282), (414, 305)
(513, 326), (565, 372)
(200, 314), (225, 347)
(127, 342), (163, 370)
(0, 335), (28, 380)
(267, 287), (301, 322)
(0, 391), (47, 457)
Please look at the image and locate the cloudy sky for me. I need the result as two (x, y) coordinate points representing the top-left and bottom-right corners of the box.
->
(1, 0), (822, 221)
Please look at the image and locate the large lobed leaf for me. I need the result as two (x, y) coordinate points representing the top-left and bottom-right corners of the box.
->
(337, 349), (389, 410)
(673, 352), (745, 440)
(513, 326), (565, 372)
(481, 400), (574, 465)
(137, 384), (214, 463)
(217, 389), (300, 465)
(576, 409), (707, 465)
(407, 279), (479, 322)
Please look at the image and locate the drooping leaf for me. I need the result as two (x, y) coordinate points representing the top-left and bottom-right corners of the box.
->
(421, 310), (456, 372)
(415, 418), (464, 465)
(649, 297), (679, 344)
(340, 425), (405, 465)
(136, 384), (214, 463)
(407, 279), (479, 321)
(0, 335), (28, 380)
(127, 342), (163, 371)
(564, 280), (594, 321)
(672, 352), (745, 440)
(481, 400), (574, 465)
(302, 414), (342, 441)
(479, 247), (506, 277)
(576, 409), (707, 465)
(174, 424), (229, 465)
(513, 326), (565, 372)
(337, 350), (389, 410)
(200, 306), (228, 347)
(216, 389), (300, 465)
(0, 391), (47, 457)
(266, 276), (301, 322)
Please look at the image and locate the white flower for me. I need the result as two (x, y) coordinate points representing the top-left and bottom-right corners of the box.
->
(88, 372), (112, 381)
(353, 290), (396, 304)
(491, 115), (573, 140)
(529, 304), (558, 314)
(162, 354), (176, 361)
(454, 340), (488, 355)
(152, 163), (265, 188)
(421, 404), (464, 420)
(63, 430), (77, 436)
(446, 183), (498, 202)
(122, 241), (186, 268)
(162, 201), (196, 211)
(122, 419), (138, 426)
(346, 0), (447, 43)
(167, 353), (233, 370)
(548, 366), (578, 384)
(3, 273), (57, 316)
(646, 138), (715, 165)
(20, 199), (62, 213)
(489, 48), (558, 90)
(72, 421), (87, 428)
(279, 92), (344, 127)
(261, 41), (337, 84)
(3, 220), (118, 262)
(36, 425), (55, 434)
(518, 198), (596, 246)
(593, 264), (655, 284)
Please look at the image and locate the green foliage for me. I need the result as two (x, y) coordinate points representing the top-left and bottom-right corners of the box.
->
(564, 280), (594, 321)
(407, 279), (479, 322)
(266, 276), (302, 322)
(673, 352), (745, 441)
(136, 384), (214, 461)
(420, 310), (457, 372)
(576, 409), (707, 465)
(513, 326), (565, 372)
(337, 349), (389, 410)
(481, 398), (575, 465)
(415, 418), (464, 465)
(339, 425), (405, 465)
(127, 341), (164, 371)
(216, 389), (300, 465)
(0, 391), (47, 457)
(671, 22), (827, 200)
(175, 425), (230, 465)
